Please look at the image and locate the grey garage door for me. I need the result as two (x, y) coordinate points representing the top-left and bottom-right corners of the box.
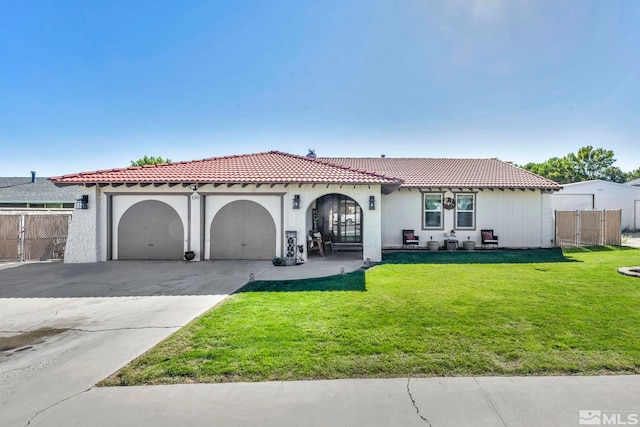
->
(210, 200), (276, 260)
(118, 200), (184, 260)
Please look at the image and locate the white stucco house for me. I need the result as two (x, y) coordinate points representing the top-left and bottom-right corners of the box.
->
(50, 151), (561, 263)
(550, 180), (640, 231)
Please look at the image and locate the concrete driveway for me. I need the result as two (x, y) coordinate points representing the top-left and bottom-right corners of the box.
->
(0, 260), (270, 427)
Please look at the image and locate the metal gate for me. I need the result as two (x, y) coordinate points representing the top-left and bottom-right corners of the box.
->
(0, 212), (72, 262)
(555, 210), (621, 247)
(0, 215), (20, 261)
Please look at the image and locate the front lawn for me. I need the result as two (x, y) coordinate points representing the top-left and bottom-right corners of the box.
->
(102, 248), (640, 385)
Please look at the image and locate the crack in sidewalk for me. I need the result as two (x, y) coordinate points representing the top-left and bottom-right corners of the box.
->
(473, 377), (508, 427)
(261, 381), (285, 427)
(24, 387), (93, 427)
(407, 377), (433, 426)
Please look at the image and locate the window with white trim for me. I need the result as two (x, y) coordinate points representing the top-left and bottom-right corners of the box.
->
(455, 193), (475, 229)
(423, 193), (443, 229)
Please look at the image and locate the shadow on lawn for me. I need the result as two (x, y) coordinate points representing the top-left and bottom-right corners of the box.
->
(236, 269), (367, 293)
(236, 247), (623, 293)
(382, 248), (578, 265)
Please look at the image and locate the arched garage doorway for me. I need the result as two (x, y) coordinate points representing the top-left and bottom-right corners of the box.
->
(210, 200), (276, 260)
(117, 200), (184, 260)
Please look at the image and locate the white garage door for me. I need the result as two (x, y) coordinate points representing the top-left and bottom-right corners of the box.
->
(117, 200), (184, 260)
(210, 200), (276, 260)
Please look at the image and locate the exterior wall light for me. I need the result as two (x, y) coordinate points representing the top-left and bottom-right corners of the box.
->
(369, 195), (375, 210)
(76, 195), (89, 210)
(293, 194), (301, 209)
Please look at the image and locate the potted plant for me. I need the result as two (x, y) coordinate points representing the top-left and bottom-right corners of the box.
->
(427, 236), (440, 251)
(463, 236), (476, 251)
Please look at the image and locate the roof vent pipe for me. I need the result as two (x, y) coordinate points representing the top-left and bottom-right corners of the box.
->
(306, 149), (316, 159)
(31, 171), (36, 182)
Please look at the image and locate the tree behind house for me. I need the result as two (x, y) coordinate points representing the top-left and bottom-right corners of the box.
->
(522, 145), (632, 184)
(130, 156), (172, 167)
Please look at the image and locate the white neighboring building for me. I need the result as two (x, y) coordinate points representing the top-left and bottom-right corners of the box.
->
(550, 180), (640, 231)
(50, 151), (561, 263)
(626, 177), (640, 187)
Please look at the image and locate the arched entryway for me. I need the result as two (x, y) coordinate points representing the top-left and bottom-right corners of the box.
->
(117, 200), (184, 260)
(315, 194), (362, 245)
(210, 200), (276, 259)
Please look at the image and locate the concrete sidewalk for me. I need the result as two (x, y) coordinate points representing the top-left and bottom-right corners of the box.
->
(26, 375), (640, 426)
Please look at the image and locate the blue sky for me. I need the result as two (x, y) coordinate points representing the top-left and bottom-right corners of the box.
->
(1, 0), (639, 177)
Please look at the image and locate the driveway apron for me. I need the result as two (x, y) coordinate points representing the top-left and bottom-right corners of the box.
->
(0, 260), (269, 427)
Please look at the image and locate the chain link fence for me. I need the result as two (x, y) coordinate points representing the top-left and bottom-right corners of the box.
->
(555, 209), (621, 247)
(0, 212), (72, 262)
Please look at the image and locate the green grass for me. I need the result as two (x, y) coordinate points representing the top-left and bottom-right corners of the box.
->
(102, 248), (640, 385)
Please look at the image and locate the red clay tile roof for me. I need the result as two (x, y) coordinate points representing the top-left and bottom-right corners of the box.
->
(50, 151), (559, 190)
(49, 151), (403, 186)
(319, 157), (561, 190)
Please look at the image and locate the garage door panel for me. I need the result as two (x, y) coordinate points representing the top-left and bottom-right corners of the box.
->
(118, 200), (184, 260)
(211, 200), (276, 260)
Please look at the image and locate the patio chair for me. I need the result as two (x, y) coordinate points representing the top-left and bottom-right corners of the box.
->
(481, 230), (498, 249)
(402, 229), (420, 249)
(322, 232), (333, 253)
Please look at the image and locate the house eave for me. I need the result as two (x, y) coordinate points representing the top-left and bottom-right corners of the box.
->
(52, 180), (400, 189)
(399, 185), (561, 192)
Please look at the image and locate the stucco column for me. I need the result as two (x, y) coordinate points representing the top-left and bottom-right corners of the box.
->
(285, 192), (306, 262)
(189, 191), (202, 260)
(64, 186), (100, 263)
(362, 190), (382, 262)
(540, 191), (555, 248)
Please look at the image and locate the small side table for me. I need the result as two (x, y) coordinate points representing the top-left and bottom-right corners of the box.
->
(445, 239), (458, 251)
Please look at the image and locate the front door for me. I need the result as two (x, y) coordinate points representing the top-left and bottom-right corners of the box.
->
(316, 194), (362, 244)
